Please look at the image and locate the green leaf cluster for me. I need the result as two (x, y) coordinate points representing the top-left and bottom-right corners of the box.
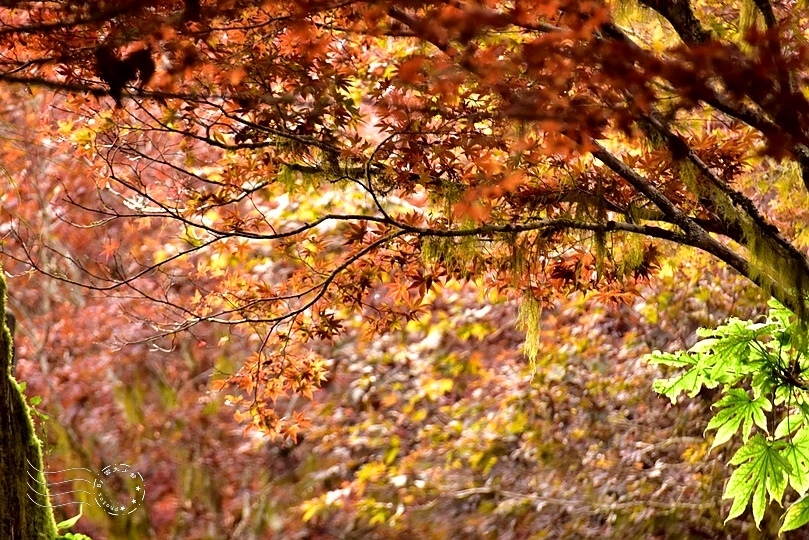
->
(647, 300), (809, 533)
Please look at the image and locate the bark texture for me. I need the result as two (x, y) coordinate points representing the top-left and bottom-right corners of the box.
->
(0, 269), (57, 539)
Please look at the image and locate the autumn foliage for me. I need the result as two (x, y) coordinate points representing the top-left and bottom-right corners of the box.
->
(2, 0), (809, 537)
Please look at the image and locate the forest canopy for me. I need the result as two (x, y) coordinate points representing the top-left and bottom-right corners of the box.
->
(3, 0), (809, 537)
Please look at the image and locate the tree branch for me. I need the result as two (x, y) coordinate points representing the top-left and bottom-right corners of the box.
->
(636, 0), (711, 44)
(423, 485), (714, 514)
(0, 5), (138, 37)
(752, 0), (777, 29)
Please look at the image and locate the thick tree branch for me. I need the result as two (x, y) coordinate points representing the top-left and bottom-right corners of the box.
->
(644, 114), (809, 272)
(601, 21), (809, 280)
(590, 143), (704, 240)
(634, 0), (809, 193)
(752, 0), (777, 29)
(0, 73), (108, 97)
(636, 0), (711, 44)
(0, 5), (137, 36)
(590, 142), (802, 312)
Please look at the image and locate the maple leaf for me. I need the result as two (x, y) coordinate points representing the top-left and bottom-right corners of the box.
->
(782, 495), (809, 534)
(705, 388), (770, 449)
(783, 426), (809, 496)
(723, 434), (788, 526)
(99, 238), (120, 263)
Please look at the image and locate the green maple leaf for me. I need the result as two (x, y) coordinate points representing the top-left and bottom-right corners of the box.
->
(648, 351), (716, 403)
(724, 434), (789, 526)
(697, 319), (775, 378)
(781, 495), (809, 534)
(703, 318), (776, 342)
(774, 413), (804, 439)
(705, 388), (770, 449)
(783, 426), (809, 495)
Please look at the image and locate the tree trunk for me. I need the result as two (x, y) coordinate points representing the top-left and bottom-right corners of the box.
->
(0, 269), (57, 539)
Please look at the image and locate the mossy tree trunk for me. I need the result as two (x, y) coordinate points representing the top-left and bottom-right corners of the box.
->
(0, 269), (57, 539)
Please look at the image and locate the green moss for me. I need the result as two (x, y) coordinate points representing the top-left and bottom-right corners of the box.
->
(516, 293), (542, 372)
(594, 229), (607, 279)
(746, 227), (809, 321)
(422, 233), (481, 279)
(617, 234), (646, 278)
(672, 158), (809, 317)
(0, 267), (58, 538)
(507, 232), (526, 286)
